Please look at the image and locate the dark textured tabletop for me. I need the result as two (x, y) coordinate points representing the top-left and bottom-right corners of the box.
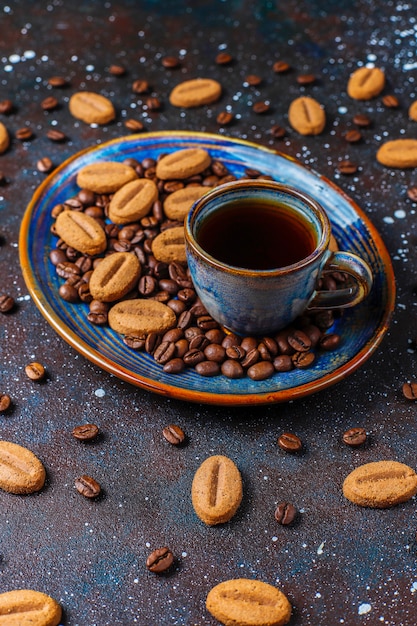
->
(1, 1), (417, 624)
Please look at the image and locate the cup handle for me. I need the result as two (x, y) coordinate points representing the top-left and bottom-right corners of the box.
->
(306, 251), (373, 311)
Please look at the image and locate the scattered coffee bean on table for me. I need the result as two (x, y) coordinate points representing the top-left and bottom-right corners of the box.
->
(0, 393), (11, 412)
(342, 427), (367, 447)
(25, 361), (46, 381)
(162, 424), (186, 445)
(0, 294), (15, 313)
(278, 432), (303, 453)
(75, 475), (101, 498)
(72, 423), (99, 442)
(402, 382), (417, 400)
(146, 547), (174, 573)
(275, 502), (297, 525)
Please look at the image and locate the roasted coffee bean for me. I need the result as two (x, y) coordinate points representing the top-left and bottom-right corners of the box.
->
(195, 360), (220, 376)
(132, 79), (149, 94)
(407, 186), (417, 202)
(189, 334), (210, 351)
(72, 423), (99, 441)
(226, 345), (246, 360)
(302, 324), (322, 347)
(247, 361), (274, 380)
(153, 341), (176, 364)
(0, 294), (15, 313)
(75, 475), (101, 498)
(25, 362), (46, 381)
(245, 74), (262, 86)
(344, 129), (362, 143)
(272, 60), (291, 73)
(87, 311), (108, 325)
(197, 315), (218, 330)
(37, 157), (54, 173)
(353, 113), (372, 127)
(162, 424), (185, 445)
(15, 126), (33, 140)
(205, 328), (224, 344)
(162, 56), (180, 68)
(0, 393), (11, 412)
(273, 355), (293, 372)
(204, 344), (226, 363)
(382, 94), (399, 108)
(177, 288), (196, 303)
(270, 124), (286, 139)
(183, 348), (205, 366)
(215, 52), (233, 65)
(56, 261), (81, 280)
(145, 332), (161, 354)
(184, 326), (203, 340)
(222, 333), (240, 350)
(342, 427), (367, 447)
(109, 63), (126, 76)
(58, 282), (79, 302)
(241, 348), (260, 368)
(221, 359), (245, 379)
(0, 99), (13, 114)
(287, 330), (311, 352)
(275, 502), (297, 525)
(278, 432), (303, 453)
(297, 73), (316, 85)
(123, 334), (146, 350)
(46, 129), (66, 142)
(177, 309), (193, 330)
(216, 111), (234, 125)
(319, 333), (341, 351)
(338, 159), (358, 175)
(402, 382), (417, 400)
(163, 327), (183, 343)
(241, 337), (258, 352)
(146, 96), (161, 111)
(253, 100), (270, 114)
(48, 75), (68, 87)
(258, 342), (273, 362)
(292, 350), (315, 368)
(41, 96), (59, 110)
(146, 547), (174, 573)
(275, 330), (294, 355)
(163, 357), (185, 374)
(124, 118), (144, 132)
(138, 275), (157, 296)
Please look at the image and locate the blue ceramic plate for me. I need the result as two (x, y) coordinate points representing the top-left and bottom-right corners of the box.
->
(20, 131), (395, 406)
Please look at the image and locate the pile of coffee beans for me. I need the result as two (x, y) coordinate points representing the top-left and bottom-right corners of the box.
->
(49, 153), (343, 382)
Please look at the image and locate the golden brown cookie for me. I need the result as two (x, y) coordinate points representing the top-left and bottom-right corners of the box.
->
(288, 96), (326, 135)
(108, 178), (158, 224)
(0, 589), (62, 626)
(108, 299), (176, 335)
(191, 454), (243, 525)
(151, 226), (187, 264)
(0, 441), (46, 494)
(76, 161), (138, 194)
(169, 78), (222, 108)
(376, 139), (417, 168)
(409, 101), (417, 121)
(55, 210), (107, 256)
(69, 91), (116, 125)
(0, 122), (10, 154)
(206, 578), (292, 626)
(163, 186), (208, 221)
(89, 252), (141, 302)
(347, 66), (385, 100)
(343, 460), (417, 508)
(156, 148), (211, 180)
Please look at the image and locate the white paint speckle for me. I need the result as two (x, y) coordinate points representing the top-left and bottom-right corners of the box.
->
(94, 388), (106, 397)
(410, 581), (417, 593)
(317, 541), (325, 555)
(358, 603), (372, 615)
(394, 209), (406, 219)
(383, 216), (395, 224)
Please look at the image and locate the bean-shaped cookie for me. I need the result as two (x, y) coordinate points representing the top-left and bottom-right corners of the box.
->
(0, 441), (46, 494)
(55, 210), (107, 256)
(376, 139), (417, 168)
(288, 96), (326, 135)
(69, 91), (116, 124)
(0, 122), (10, 154)
(76, 161), (138, 194)
(191, 454), (243, 525)
(108, 178), (158, 224)
(169, 78), (222, 108)
(156, 148), (211, 180)
(343, 460), (417, 508)
(108, 299), (176, 335)
(163, 186), (208, 220)
(206, 578), (292, 626)
(0, 589), (62, 626)
(151, 226), (187, 264)
(347, 66), (385, 100)
(89, 252), (141, 302)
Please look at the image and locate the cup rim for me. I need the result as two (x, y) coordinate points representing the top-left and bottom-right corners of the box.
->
(184, 179), (331, 276)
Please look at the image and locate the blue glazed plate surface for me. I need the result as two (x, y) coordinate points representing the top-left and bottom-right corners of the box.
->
(19, 131), (395, 405)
